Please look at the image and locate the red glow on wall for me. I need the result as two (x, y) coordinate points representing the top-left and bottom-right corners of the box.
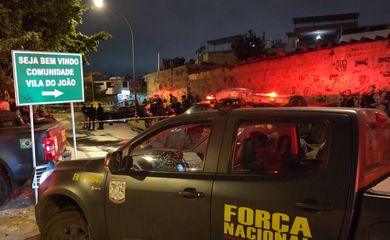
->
(189, 40), (390, 99)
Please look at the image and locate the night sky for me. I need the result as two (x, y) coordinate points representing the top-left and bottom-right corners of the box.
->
(79, 0), (390, 77)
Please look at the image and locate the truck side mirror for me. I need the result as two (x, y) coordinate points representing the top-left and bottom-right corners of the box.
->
(107, 151), (122, 174)
(122, 155), (134, 171)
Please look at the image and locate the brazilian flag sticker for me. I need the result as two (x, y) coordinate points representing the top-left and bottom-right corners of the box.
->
(20, 138), (32, 149)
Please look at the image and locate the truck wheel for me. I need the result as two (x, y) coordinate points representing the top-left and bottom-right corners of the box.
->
(0, 172), (10, 206)
(41, 210), (90, 240)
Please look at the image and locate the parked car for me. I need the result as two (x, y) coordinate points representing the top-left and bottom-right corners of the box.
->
(0, 120), (68, 205)
(184, 101), (214, 114)
(105, 105), (137, 121)
(36, 107), (390, 240)
(104, 99), (146, 122)
(186, 88), (308, 114)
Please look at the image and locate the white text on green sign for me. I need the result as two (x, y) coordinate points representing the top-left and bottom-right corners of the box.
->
(12, 51), (84, 105)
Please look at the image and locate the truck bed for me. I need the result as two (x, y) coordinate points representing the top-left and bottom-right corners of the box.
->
(0, 121), (67, 184)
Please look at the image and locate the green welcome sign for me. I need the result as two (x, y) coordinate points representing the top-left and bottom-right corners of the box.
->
(12, 50), (84, 105)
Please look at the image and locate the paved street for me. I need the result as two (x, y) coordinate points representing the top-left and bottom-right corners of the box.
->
(0, 111), (141, 240)
(57, 112), (141, 159)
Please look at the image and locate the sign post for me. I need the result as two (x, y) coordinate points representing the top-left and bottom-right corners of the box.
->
(12, 50), (84, 204)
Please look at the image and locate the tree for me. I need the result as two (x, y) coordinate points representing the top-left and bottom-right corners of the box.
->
(231, 30), (265, 60)
(0, 0), (110, 96)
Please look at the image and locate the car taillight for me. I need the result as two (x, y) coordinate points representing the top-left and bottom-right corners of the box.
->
(43, 137), (56, 161)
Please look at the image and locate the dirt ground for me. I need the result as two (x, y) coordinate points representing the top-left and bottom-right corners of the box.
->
(0, 183), (39, 240)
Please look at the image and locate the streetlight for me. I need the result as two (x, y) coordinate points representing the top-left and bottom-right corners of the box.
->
(93, 0), (138, 112)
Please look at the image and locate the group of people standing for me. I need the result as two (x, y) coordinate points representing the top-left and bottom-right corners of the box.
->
(0, 97), (56, 127)
(339, 85), (390, 116)
(139, 93), (199, 128)
(81, 103), (105, 130)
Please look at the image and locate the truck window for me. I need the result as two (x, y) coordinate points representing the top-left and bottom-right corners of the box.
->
(232, 122), (328, 175)
(132, 123), (212, 172)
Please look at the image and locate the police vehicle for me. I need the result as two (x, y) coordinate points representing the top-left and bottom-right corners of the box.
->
(36, 107), (390, 240)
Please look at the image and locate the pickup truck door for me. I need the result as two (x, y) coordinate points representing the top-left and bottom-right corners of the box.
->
(211, 112), (353, 240)
(105, 116), (226, 240)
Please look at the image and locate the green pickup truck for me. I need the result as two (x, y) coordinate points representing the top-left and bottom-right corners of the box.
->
(36, 107), (390, 240)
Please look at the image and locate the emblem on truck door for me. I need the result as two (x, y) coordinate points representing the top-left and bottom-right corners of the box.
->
(109, 178), (126, 204)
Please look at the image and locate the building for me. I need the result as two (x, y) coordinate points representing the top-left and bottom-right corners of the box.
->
(84, 72), (147, 105)
(196, 33), (286, 65)
(83, 72), (104, 102)
(196, 35), (241, 65)
(340, 23), (390, 42)
(287, 12), (390, 50)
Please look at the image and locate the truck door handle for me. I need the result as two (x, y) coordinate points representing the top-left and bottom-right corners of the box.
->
(178, 188), (205, 199)
(295, 200), (333, 211)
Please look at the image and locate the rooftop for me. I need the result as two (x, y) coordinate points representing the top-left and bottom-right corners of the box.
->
(293, 12), (360, 25)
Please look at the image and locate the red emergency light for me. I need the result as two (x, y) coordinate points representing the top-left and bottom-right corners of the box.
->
(206, 95), (216, 100)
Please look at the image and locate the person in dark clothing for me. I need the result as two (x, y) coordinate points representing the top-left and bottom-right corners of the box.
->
(96, 103), (105, 129)
(385, 90), (390, 117)
(156, 95), (162, 107)
(142, 103), (153, 128)
(0, 101), (24, 127)
(9, 98), (17, 112)
(340, 90), (355, 107)
(195, 94), (201, 103)
(157, 101), (175, 118)
(150, 101), (158, 115)
(361, 85), (379, 108)
(81, 104), (89, 129)
(181, 95), (191, 113)
(87, 104), (96, 130)
(188, 92), (194, 104)
(19, 106), (30, 124)
(169, 93), (175, 104)
(375, 88), (390, 116)
(171, 98), (182, 115)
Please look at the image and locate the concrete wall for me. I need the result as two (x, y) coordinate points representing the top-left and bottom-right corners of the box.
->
(199, 51), (237, 65)
(146, 39), (390, 100)
(190, 39), (390, 99)
(144, 65), (188, 100)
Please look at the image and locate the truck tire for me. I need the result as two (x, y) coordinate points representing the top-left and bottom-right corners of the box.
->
(41, 210), (90, 240)
(0, 171), (10, 206)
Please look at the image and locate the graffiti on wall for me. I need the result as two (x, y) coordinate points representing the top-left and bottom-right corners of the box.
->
(378, 56), (390, 63)
(312, 74), (320, 83)
(326, 74), (342, 91)
(147, 40), (390, 99)
(355, 59), (368, 66)
(383, 72), (390, 78)
(335, 59), (348, 72)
